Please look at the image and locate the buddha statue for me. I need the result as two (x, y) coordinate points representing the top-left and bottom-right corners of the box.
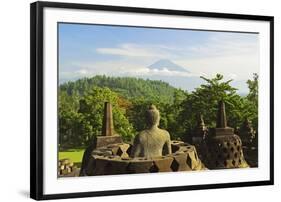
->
(131, 105), (172, 159)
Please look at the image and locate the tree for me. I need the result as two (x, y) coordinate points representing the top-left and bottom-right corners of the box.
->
(59, 75), (178, 103)
(58, 74), (258, 148)
(247, 73), (258, 105)
(178, 74), (255, 140)
(58, 86), (135, 148)
(78, 87), (135, 143)
(58, 91), (88, 148)
(245, 73), (259, 132)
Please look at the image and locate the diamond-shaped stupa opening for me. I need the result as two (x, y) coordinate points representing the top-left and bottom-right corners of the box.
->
(170, 159), (180, 171)
(116, 148), (124, 156)
(149, 164), (159, 173)
(186, 155), (192, 168)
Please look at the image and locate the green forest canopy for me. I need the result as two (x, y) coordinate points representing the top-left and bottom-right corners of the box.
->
(60, 75), (179, 103)
(58, 74), (258, 149)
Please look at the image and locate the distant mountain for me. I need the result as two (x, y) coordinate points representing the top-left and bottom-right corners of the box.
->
(148, 59), (190, 72)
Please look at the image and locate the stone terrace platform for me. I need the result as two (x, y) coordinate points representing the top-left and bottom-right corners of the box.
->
(81, 140), (206, 176)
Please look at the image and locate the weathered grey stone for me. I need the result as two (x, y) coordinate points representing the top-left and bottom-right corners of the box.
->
(102, 102), (115, 136)
(84, 155), (97, 176)
(93, 136), (123, 149)
(239, 118), (256, 146)
(109, 143), (130, 158)
(201, 101), (249, 169)
(131, 105), (172, 159)
(58, 158), (79, 177)
(210, 128), (235, 136)
(107, 159), (130, 175)
(210, 101), (234, 137)
(171, 140), (185, 153)
(186, 151), (197, 169)
(192, 114), (208, 144)
(80, 104), (206, 176)
(171, 153), (190, 171)
(152, 156), (174, 172)
(127, 158), (154, 173)
(94, 102), (123, 148)
(80, 102), (122, 176)
(217, 100), (228, 128)
(93, 157), (110, 175)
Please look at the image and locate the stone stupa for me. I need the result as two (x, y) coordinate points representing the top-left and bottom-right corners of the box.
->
(80, 102), (122, 176)
(201, 101), (249, 169)
(192, 114), (208, 145)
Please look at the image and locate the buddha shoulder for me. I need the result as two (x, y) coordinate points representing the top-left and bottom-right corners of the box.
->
(134, 130), (149, 141)
(158, 128), (170, 138)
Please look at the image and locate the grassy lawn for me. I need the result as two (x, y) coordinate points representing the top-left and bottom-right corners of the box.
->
(59, 148), (85, 168)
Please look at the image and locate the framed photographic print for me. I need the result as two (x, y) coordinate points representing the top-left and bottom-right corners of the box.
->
(30, 1), (274, 200)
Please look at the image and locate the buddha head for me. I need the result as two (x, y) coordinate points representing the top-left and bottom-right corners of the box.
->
(145, 105), (160, 128)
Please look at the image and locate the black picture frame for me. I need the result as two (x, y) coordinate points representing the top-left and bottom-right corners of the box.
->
(30, 1), (274, 200)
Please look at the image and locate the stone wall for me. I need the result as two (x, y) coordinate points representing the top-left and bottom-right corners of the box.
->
(58, 159), (80, 177)
(81, 141), (206, 176)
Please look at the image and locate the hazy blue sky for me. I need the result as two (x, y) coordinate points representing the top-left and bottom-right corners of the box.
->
(59, 23), (259, 92)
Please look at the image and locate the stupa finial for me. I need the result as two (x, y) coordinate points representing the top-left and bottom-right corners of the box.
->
(102, 102), (115, 136)
(216, 100), (227, 128)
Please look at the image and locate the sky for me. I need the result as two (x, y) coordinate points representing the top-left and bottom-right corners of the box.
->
(58, 23), (259, 93)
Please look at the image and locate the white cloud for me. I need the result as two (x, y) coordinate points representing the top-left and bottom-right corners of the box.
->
(96, 43), (173, 58)
(147, 68), (195, 77)
(175, 53), (259, 80)
(174, 33), (259, 80)
(75, 69), (88, 75)
(61, 60), (196, 80)
(95, 33), (259, 67)
(228, 73), (238, 80)
(61, 32), (259, 85)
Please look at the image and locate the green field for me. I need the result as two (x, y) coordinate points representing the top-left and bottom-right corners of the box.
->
(59, 149), (85, 168)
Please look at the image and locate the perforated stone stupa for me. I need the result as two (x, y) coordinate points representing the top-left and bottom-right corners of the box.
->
(201, 101), (249, 169)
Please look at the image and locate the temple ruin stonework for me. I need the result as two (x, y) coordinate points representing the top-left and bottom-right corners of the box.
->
(192, 114), (208, 145)
(79, 103), (206, 176)
(76, 101), (251, 177)
(79, 102), (122, 176)
(200, 101), (249, 169)
(131, 105), (172, 159)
